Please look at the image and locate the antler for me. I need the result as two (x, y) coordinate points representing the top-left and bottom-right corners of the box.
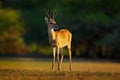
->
(52, 9), (57, 19)
(45, 10), (51, 18)
(45, 9), (57, 19)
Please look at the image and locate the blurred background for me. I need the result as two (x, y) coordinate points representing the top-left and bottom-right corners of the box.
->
(0, 0), (120, 59)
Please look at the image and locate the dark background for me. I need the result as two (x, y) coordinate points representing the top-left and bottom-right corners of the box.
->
(0, 0), (120, 59)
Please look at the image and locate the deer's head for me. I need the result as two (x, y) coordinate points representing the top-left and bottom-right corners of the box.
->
(45, 10), (59, 30)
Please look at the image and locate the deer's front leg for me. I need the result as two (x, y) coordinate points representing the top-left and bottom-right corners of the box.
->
(57, 47), (60, 70)
(52, 47), (56, 71)
(60, 48), (64, 70)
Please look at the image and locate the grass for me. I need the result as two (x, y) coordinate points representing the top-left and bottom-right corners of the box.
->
(0, 57), (120, 80)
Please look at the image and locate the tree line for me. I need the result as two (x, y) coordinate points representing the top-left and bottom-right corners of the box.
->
(0, 0), (120, 58)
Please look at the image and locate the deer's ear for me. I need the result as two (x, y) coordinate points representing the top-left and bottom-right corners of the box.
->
(45, 17), (49, 23)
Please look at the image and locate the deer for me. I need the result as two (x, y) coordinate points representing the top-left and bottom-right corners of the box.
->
(44, 10), (72, 71)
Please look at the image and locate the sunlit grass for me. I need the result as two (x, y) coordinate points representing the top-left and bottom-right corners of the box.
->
(0, 58), (120, 80)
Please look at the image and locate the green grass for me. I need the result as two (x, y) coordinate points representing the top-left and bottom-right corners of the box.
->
(0, 58), (120, 80)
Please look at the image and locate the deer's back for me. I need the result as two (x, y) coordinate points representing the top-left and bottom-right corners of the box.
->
(55, 29), (72, 47)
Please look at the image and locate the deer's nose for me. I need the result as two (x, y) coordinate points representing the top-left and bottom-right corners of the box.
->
(53, 24), (59, 29)
(55, 24), (59, 28)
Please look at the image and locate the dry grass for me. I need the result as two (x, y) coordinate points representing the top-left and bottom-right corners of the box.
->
(0, 57), (120, 80)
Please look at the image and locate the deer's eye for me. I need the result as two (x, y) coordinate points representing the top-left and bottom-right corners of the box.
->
(50, 23), (53, 24)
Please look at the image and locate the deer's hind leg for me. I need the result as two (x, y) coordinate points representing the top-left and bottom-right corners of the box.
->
(67, 45), (72, 71)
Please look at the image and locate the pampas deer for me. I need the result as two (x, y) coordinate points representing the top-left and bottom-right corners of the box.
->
(44, 10), (72, 71)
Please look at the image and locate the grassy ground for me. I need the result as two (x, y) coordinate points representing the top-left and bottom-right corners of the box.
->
(0, 57), (120, 80)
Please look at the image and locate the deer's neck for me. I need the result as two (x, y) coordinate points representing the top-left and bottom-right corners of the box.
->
(48, 28), (56, 42)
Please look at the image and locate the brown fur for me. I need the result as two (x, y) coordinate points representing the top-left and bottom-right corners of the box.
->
(55, 29), (72, 48)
